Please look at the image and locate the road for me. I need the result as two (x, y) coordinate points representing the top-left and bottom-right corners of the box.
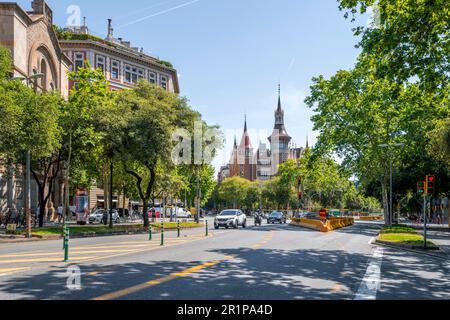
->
(0, 218), (449, 300)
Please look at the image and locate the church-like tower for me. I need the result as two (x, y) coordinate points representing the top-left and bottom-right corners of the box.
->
(268, 85), (292, 174)
(229, 117), (257, 181)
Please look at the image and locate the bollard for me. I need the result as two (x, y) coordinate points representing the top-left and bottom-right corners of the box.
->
(160, 221), (164, 246)
(149, 225), (152, 241)
(64, 227), (69, 262)
(177, 220), (180, 238)
(62, 224), (67, 250)
(205, 220), (209, 237)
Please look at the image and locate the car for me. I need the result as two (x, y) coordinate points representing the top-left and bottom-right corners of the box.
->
(214, 209), (247, 229)
(89, 209), (121, 224)
(174, 208), (192, 219)
(267, 212), (287, 224)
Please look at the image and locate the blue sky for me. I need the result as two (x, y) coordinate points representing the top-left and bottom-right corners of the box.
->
(17, 0), (368, 171)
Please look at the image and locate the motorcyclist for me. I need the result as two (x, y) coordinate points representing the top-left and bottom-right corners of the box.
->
(254, 211), (263, 226)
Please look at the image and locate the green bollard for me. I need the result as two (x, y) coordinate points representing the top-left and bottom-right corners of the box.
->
(177, 220), (180, 238)
(160, 221), (164, 246)
(62, 224), (67, 250)
(205, 220), (209, 237)
(149, 225), (152, 241)
(64, 228), (69, 262)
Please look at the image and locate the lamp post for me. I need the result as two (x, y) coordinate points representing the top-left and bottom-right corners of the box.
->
(12, 72), (44, 238)
(379, 143), (405, 226)
(107, 148), (114, 229)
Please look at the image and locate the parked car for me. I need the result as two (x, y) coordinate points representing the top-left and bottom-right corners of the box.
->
(174, 208), (192, 219)
(89, 209), (120, 224)
(214, 209), (247, 229)
(267, 212), (287, 224)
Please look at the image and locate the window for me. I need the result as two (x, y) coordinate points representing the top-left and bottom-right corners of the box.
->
(125, 64), (144, 84)
(74, 53), (84, 71)
(149, 71), (157, 84)
(160, 75), (168, 90)
(96, 55), (106, 73)
(111, 60), (120, 80)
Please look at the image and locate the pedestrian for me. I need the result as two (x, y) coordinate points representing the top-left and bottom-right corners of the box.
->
(48, 202), (56, 223)
(57, 205), (63, 223)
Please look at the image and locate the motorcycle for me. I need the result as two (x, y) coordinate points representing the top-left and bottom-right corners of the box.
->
(254, 213), (263, 226)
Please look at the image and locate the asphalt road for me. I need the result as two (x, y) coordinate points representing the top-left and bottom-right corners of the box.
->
(0, 218), (448, 300)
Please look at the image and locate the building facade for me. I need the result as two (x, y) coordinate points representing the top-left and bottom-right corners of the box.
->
(0, 1), (180, 215)
(0, 0), (72, 214)
(59, 19), (179, 94)
(0, 0), (71, 97)
(222, 86), (304, 183)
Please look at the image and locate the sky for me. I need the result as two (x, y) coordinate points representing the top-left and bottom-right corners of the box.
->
(16, 0), (369, 173)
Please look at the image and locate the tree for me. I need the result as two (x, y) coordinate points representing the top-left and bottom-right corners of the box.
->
(428, 119), (450, 168)
(101, 81), (214, 228)
(63, 64), (112, 218)
(217, 177), (249, 209)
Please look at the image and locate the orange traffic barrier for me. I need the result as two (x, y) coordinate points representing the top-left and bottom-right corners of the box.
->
(291, 217), (354, 232)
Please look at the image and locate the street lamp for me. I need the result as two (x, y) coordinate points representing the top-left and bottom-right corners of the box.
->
(107, 148), (114, 229)
(12, 72), (44, 238)
(379, 143), (405, 226)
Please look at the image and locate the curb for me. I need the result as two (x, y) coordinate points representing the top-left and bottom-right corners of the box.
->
(0, 226), (205, 244)
(374, 240), (448, 261)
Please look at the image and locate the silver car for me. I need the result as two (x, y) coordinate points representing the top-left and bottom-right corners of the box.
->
(214, 210), (247, 229)
(89, 209), (121, 224)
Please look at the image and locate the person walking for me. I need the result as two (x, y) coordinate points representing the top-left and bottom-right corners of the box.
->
(48, 202), (56, 223)
(57, 205), (63, 224)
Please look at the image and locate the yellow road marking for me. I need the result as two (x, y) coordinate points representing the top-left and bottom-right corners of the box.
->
(0, 256), (98, 264)
(93, 256), (233, 301)
(0, 267), (31, 276)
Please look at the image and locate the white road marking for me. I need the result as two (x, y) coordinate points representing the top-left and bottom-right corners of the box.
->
(368, 237), (375, 245)
(354, 247), (384, 300)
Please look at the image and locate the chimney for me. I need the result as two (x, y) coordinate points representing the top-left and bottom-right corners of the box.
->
(107, 19), (114, 40)
(31, 0), (45, 14)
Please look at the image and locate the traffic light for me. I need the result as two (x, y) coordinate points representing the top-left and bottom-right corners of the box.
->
(425, 175), (436, 195)
(417, 182), (425, 194)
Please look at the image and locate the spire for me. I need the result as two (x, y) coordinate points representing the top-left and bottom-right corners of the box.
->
(306, 135), (310, 149)
(244, 114), (248, 132)
(234, 135), (237, 148)
(277, 83), (282, 112)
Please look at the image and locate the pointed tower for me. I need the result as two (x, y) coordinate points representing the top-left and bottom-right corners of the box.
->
(229, 116), (257, 181)
(268, 84), (292, 174)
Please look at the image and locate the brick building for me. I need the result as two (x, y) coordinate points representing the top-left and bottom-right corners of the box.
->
(221, 86), (305, 183)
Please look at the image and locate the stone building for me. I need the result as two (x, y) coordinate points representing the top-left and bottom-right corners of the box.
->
(229, 119), (258, 182)
(0, 0), (72, 215)
(0, 1), (181, 215)
(0, 0), (71, 97)
(58, 19), (179, 94)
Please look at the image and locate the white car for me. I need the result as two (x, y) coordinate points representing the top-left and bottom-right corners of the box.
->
(89, 209), (120, 224)
(174, 208), (192, 219)
(214, 210), (247, 229)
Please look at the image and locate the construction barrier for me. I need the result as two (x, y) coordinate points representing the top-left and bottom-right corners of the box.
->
(291, 217), (354, 232)
(358, 216), (384, 221)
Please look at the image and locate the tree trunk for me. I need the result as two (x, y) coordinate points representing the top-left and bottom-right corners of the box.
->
(143, 199), (149, 227)
(381, 179), (389, 225)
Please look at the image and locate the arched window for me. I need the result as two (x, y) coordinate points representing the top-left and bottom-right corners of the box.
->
(40, 59), (47, 91)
